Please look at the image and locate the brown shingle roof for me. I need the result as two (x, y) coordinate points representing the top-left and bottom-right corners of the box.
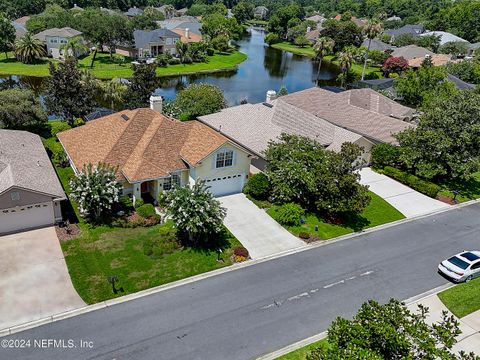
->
(58, 109), (228, 182)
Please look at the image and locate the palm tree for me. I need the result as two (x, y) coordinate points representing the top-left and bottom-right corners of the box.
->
(14, 33), (46, 64)
(175, 42), (190, 64)
(102, 79), (126, 109)
(361, 20), (383, 80)
(338, 50), (354, 88)
(313, 37), (335, 80)
(60, 36), (88, 59)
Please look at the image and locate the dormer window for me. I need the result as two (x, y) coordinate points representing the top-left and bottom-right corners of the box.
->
(216, 150), (234, 168)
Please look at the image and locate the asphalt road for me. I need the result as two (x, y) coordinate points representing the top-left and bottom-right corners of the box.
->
(2, 203), (479, 360)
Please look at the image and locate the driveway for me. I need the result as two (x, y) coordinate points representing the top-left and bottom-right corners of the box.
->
(0, 227), (85, 330)
(359, 167), (449, 218)
(219, 194), (305, 259)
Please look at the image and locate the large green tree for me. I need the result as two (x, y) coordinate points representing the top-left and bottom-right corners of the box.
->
(396, 91), (480, 181)
(124, 63), (157, 109)
(26, 4), (74, 34)
(320, 19), (363, 52)
(232, 1), (254, 24)
(0, 89), (47, 129)
(201, 13), (243, 40)
(174, 83), (226, 119)
(44, 59), (97, 125)
(0, 14), (15, 58)
(307, 298), (478, 360)
(265, 134), (371, 215)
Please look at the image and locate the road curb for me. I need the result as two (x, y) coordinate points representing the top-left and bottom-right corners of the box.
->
(1, 200), (476, 337)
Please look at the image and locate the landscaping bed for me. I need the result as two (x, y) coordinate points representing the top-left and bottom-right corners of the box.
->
(438, 278), (480, 318)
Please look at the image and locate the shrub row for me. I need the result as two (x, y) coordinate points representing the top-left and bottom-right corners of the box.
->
(270, 203), (305, 226)
(383, 166), (441, 198)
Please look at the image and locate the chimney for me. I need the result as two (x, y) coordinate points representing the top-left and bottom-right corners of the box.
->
(306, 26), (311, 33)
(185, 28), (190, 39)
(266, 90), (277, 103)
(150, 95), (163, 113)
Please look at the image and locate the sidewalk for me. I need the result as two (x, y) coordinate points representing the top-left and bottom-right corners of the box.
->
(359, 167), (449, 218)
(407, 293), (480, 353)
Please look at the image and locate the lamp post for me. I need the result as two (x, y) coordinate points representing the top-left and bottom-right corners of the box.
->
(108, 275), (119, 294)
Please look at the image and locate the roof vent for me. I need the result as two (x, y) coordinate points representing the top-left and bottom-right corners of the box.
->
(121, 114), (130, 121)
(262, 102), (274, 108)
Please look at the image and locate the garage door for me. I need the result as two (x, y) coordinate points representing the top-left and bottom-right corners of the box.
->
(0, 202), (54, 234)
(204, 174), (244, 197)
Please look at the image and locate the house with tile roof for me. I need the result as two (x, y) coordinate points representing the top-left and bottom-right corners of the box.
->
(58, 97), (253, 202)
(33, 27), (85, 59)
(0, 130), (65, 234)
(199, 88), (415, 171)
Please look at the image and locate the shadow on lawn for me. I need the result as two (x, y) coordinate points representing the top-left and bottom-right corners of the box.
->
(440, 176), (480, 200)
(342, 213), (371, 232)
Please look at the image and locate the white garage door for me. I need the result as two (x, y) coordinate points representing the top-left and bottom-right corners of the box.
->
(0, 202), (55, 234)
(204, 174), (244, 197)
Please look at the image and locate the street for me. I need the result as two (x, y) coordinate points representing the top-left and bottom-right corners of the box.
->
(2, 203), (479, 360)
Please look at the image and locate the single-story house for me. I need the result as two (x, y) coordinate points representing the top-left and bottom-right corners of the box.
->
(117, 29), (181, 58)
(361, 39), (394, 51)
(420, 31), (469, 46)
(198, 88), (415, 171)
(0, 130), (65, 234)
(254, 6), (268, 19)
(33, 27), (86, 59)
(57, 97), (254, 202)
(408, 53), (452, 68)
(124, 6), (143, 17)
(385, 24), (425, 41)
(391, 44), (433, 60)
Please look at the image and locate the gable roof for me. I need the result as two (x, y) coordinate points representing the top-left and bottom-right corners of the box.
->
(306, 15), (325, 23)
(58, 109), (232, 183)
(0, 130), (65, 199)
(361, 39), (394, 51)
(158, 19), (202, 35)
(420, 31), (469, 46)
(33, 27), (82, 42)
(133, 29), (181, 49)
(408, 53), (451, 67)
(391, 44), (433, 60)
(171, 28), (202, 43)
(385, 24), (425, 37)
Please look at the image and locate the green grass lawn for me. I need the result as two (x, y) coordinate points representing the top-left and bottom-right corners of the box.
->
(267, 192), (405, 240)
(271, 42), (382, 78)
(276, 339), (329, 360)
(438, 277), (480, 318)
(437, 172), (480, 203)
(0, 51), (247, 79)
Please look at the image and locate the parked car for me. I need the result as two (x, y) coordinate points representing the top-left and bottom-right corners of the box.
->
(438, 251), (480, 282)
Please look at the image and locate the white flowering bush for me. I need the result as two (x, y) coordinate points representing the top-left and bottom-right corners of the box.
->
(159, 180), (226, 246)
(70, 163), (122, 222)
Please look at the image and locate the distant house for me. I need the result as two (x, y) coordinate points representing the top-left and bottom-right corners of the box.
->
(124, 6), (144, 17)
(385, 24), (425, 42)
(408, 54), (452, 68)
(306, 29), (321, 43)
(361, 39), (394, 51)
(254, 6), (268, 20)
(469, 42), (480, 56)
(391, 44), (433, 60)
(156, 5), (176, 19)
(117, 29), (181, 58)
(100, 7), (118, 15)
(33, 27), (86, 59)
(386, 15), (401, 22)
(420, 31), (469, 46)
(334, 14), (367, 28)
(306, 14), (326, 27)
(11, 16), (29, 39)
(158, 17), (202, 36)
(171, 28), (202, 43)
(199, 88), (415, 170)
(0, 130), (65, 234)
(71, 3), (83, 12)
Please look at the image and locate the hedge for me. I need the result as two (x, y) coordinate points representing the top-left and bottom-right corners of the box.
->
(383, 166), (441, 198)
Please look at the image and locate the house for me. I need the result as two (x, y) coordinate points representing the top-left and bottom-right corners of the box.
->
(361, 39), (394, 51)
(118, 29), (181, 58)
(306, 29), (321, 43)
(386, 15), (401, 22)
(57, 97), (253, 202)
(156, 5), (176, 19)
(420, 31), (469, 46)
(71, 4), (83, 12)
(198, 88), (415, 171)
(33, 27), (85, 59)
(469, 42), (480, 56)
(408, 54), (452, 68)
(391, 44), (433, 60)
(171, 28), (202, 43)
(11, 16), (29, 38)
(0, 130), (65, 234)
(385, 24), (425, 42)
(334, 14), (367, 28)
(124, 6), (144, 17)
(306, 14), (326, 27)
(100, 7), (118, 15)
(158, 18), (202, 36)
(254, 6), (268, 20)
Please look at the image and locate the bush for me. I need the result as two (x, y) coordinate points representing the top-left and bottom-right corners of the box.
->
(134, 198), (144, 208)
(206, 48), (215, 56)
(119, 195), (133, 210)
(265, 32), (280, 45)
(272, 203), (305, 226)
(233, 246), (249, 258)
(73, 118), (85, 127)
(136, 204), (156, 218)
(53, 151), (69, 168)
(383, 166), (441, 198)
(243, 173), (270, 199)
(51, 121), (71, 137)
(298, 232), (310, 239)
(371, 143), (401, 169)
(168, 57), (181, 65)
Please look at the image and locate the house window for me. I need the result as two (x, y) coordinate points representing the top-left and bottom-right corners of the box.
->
(10, 191), (20, 201)
(216, 150), (234, 168)
(166, 38), (173, 45)
(162, 174), (180, 191)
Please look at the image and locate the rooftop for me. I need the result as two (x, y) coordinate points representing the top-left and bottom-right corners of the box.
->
(133, 29), (181, 49)
(33, 27), (82, 42)
(391, 45), (434, 60)
(421, 31), (469, 46)
(385, 24), (425, 37)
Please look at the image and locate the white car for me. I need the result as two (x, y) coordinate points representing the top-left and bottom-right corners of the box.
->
(438, 251), (480, 282)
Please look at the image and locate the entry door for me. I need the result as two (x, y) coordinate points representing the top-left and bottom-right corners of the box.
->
(141, 182), (149, 193)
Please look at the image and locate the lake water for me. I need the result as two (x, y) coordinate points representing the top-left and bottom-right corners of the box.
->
(0, 28), (340, 108)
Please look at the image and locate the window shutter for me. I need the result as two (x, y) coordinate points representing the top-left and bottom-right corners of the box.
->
(233, 150), (237, 167)
(212, 152), (217, 169)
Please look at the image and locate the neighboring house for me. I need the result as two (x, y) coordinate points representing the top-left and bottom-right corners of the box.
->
(361, 39), (394, 51)
(469, 42), (480, 56)
(306, 14), (326, 27)
(306, 29), (321, 43)
(11, 16), (29, 38)
(199, 88), (415, 170)
(0, 130), (65, 234)
(420, 31), (469, 46)
(391, 44), (433, 60)
(386, 15), (401, 22)
(408, 53), (452, 68)
(171, 28), (202, 43)
(100, 7), (118, 15)
(446, 74), (476, 90)
(158, 18), (202, 36)
(254, 6), (268, 20)
(334, 14), (367, 28)
(71, 4), (83, 12)
(117, 29), (181, 58)
(33, 27), (85, 59)
(156, 5), (176, 19)
(57, 97), (253, 202)
(177, 8), (188, 17)
(385, 24), (425, 42)
(124, 6), (144, 17)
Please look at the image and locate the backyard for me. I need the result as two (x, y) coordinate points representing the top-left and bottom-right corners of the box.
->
(0, 51), (247, 79)
(438, 278), (480, 318)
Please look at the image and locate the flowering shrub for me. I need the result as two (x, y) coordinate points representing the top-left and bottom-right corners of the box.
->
(69, 163), (122, 221)
(234, 255), (247, 263)
(382, 56), (409, 75)
(233, 246), (249, 258)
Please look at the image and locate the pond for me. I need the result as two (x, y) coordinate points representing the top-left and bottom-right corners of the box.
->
(0, 28), (340, 108)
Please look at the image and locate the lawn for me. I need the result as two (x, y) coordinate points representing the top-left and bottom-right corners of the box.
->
(276, 339), (329, 360)
(271, 42), (383, 78)
(437, 172), (480, 203)
(0, 51), (247, 79)
(438, 278), (480, 318)
(267, 191), (405, 240)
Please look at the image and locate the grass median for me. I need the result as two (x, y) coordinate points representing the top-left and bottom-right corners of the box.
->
(438, 278), (480, 318)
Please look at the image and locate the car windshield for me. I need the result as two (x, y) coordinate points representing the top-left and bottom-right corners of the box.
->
(461, 252), (480, 262)
(448, 256), (470, 270)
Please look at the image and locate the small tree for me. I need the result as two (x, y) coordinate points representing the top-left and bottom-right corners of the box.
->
(277, 86), (288, 97)
(361, 20), (383, 80)
(70, 163), (122, 221)
(59, 36), (88, 59)
(14, 33), (46, 64)
(307, 298), (478, 360)
(0, 89), (47, 129)
(337, 50), (354, 87)
(160, 181), (226, 246)
(382, 56), (408, 76)
(174, 83), (226, 119)
(294, 35), (310, 48)
(0, 15), (15, 59)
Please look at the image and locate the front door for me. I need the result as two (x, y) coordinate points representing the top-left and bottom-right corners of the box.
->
(141, 182), (149, 193)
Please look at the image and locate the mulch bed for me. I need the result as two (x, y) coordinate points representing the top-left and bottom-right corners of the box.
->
(436, 195), (457, 205)
(55, 223), (81, 241)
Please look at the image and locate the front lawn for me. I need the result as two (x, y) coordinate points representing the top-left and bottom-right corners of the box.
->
(276, 339), (329, 360)
(0, 51), (247, 79)
(437, 172), (480, 203)
(438, 278), (480, 318)
(267, 191), (405, 240)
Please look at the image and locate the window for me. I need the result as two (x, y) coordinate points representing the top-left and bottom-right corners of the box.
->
(162, 174), (181, 191)
(471, 262), (480, 270)
(10, 192), (20, 201)
(448, 256), (470, 270)
(216, 150), (234, 168)
(166, 38), (173, 45)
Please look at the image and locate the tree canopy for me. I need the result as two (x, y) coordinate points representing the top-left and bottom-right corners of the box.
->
(0, 89), (47, 129)
(173, 83), (226, 119)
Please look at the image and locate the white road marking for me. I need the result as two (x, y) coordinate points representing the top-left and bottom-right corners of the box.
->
(360, 270), (374, 276)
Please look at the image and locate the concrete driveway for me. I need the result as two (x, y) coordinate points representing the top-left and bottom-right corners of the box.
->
(0, 227), (85, 330)
(359, 167), (449, 218)
(219, 194), (305, 259)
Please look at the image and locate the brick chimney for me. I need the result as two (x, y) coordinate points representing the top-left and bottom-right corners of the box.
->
(150, 95), (163, 113)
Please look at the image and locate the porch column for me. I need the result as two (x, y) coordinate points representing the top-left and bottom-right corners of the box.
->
(133, 183), (141, 205)
(153, 180), (162, 202)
